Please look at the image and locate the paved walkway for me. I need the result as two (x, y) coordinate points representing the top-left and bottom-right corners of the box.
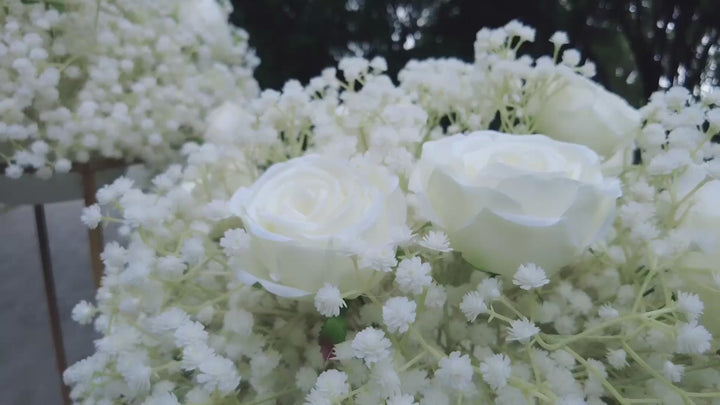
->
(0, 201), (102, 405)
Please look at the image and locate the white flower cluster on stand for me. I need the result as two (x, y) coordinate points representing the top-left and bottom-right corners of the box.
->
(0, 0), (258, 179)
(66, 21), (720, 405)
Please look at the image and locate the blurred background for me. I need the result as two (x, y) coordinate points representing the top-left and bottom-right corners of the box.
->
(2, 0), (719, 403)
(1, 202), (111, 404)
(232, 0), (720, 106)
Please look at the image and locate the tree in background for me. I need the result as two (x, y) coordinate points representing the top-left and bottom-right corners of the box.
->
(559, 0), (720, 105)
(231, 0), (719, 105)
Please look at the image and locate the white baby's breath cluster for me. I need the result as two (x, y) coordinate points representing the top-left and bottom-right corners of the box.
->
(1, 0), (258, 179)
(65, 21), (720, 405)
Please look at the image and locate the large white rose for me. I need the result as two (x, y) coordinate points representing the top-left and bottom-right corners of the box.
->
(228, 155), (406, 297)
(676, 180), (720, 335)
(532, 72), (641, 158)
(410, 131), (620, 278)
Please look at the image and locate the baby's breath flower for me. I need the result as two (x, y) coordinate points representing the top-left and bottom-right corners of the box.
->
(331, 341), (354, 361)
(480, 353), (511, 390)
(478, 278), (503, 301)
(424, 283), (447, 309)
(156, 256), (186, 279)
(71, 300), (95, 325)
(358, 246), (398, 272)
(549, 31), (569, 47)
(315, 283), (346, 317)
(459, 291), (487, 322)
(117, 352), (152, 395)
(295, 367), (318, 392)
(203, 200), (231, 221)
(435, 352), (474, 392)
(369, 56), (388, 73)
(382, 296), (417, 334)
(196, 355), (240, 394)
(677, 291), (704, 321)
(512, 263), (549, 290)
(507, 318), (540, 343)
(352, 327), (392, 366)
(223, 308), (253, 336)
(598, 304), (620, 320)
(663, 361), (685, 383)
(174, 321), (208, 347)
(219, 229), (251, 257)
(395, 257), (432, 295)
(80, 204), (102, 229)
(387, 394), (417, 405)
(152, 308), (191, 334)
(304, 390), (332, 405)
(647, 149), (691, 175)
(676, 322), (712, 354)
(181, 238), (205, 265)
(143, 391), (180, 405)
(4, 164), (23, 178)
(419, 230), (452, 252)
(54, 158), (72, 173)
(250, 350), (281, 378)
(312, 369), (349, 399)
(371, 359), (402, 398)
(561, 49), (581, 67)
(606, 349), (628, 369)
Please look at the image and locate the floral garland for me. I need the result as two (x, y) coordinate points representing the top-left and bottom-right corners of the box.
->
(67, 21), (720, 405)
(0, 0), (258, 179)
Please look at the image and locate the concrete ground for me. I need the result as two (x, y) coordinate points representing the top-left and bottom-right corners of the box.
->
(0, 200), (105, 405)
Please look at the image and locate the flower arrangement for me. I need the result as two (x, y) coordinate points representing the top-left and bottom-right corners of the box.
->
(0, 0), (258, 179)
(66, 21), (720, 405)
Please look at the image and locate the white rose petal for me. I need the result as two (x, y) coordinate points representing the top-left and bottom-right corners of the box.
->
(676, 180), (720, 335)
(228, 155), (406, 297)
(532, 72), (641, 158)
(410, 131), (620, 279)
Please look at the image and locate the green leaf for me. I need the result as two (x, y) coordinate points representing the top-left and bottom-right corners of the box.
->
(320, 316), (347, 344)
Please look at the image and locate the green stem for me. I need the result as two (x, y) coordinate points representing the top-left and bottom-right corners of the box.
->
(540, 307), (674, 350)
(622, 342), (695, 404)
(410, 326), (444, 360)
(239, 387), (298, 405)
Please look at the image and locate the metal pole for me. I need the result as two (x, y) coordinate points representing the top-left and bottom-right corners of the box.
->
(80, 166), (104, 288)
(34, 204), (71, 405)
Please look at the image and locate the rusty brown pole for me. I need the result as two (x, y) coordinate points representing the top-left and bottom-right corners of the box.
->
(34, 204), (71, 405)
(79, 164), (104, 288)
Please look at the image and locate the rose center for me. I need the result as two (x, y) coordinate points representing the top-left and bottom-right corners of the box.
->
(462, 144), (566, 177)
(291, 188), (329, 217)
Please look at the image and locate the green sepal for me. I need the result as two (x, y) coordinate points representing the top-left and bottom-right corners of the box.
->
(320, 315), (347, 345)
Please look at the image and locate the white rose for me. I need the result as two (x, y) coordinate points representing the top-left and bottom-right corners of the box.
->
(179, 0), (233, 50)
(410, 131), (620, 278)
(676, 180), (720, 335)
(532, 72), (641, 158)
(228, 155), (406, 297)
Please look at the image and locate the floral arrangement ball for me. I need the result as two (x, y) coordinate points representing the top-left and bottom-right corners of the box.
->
(63, 20), (720, 405)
